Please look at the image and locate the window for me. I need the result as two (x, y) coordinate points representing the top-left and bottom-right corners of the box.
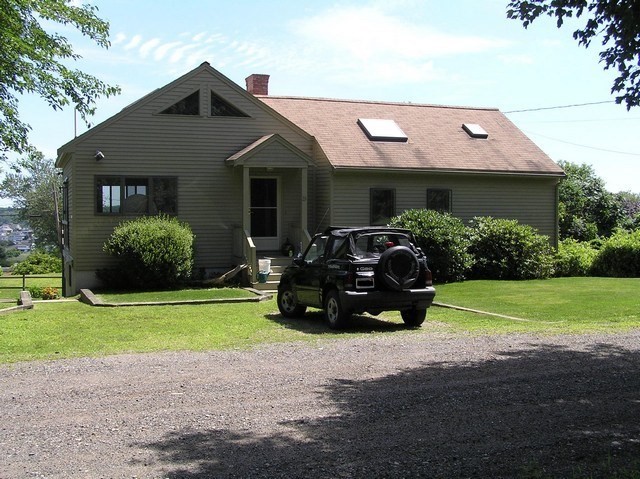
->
(370, 188), (395, 225)
(97, 177), (121, 213)
(462, 123), (488, 139)
(210, 91), (249, 117)
(152, 177), (178, 213)
(427, 188), (452, 213)
(123, 178), (148, 214)
(358, 118), (408, 142)
(96, 177), (177, 215)
(160, 91), (200, 115)
(354, 233), (411, 259)
(304, 235), (328, 263)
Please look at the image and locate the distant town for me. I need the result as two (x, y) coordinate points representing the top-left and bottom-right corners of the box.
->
(1, 222), (34, 253)
(0, 208), (34, 260)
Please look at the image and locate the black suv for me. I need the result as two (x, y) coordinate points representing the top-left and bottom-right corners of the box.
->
(277, 227), (436, 329)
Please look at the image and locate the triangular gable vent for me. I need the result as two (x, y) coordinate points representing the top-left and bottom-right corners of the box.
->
(210, 90), (249, 117)
(160, 90), (200, 115)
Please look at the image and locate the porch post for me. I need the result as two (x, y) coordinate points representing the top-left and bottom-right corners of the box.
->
(243, 166), (250, 231)
(301, 167), (308, 230)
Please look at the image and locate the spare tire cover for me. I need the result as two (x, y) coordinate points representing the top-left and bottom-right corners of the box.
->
(377, 246), (419, 291)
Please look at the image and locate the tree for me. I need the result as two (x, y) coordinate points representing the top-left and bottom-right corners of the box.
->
(507, 0), (640, 109)
(616, 190), (640, 230)
(557, 160), (623, 240)
(0, 149), (62, 250)
(0, 0), (120, 160)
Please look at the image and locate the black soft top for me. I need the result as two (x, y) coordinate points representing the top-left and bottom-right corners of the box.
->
(324, 226), (413, 238)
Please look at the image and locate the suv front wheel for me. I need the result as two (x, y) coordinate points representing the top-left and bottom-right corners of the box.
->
(324, 289), (350, 329)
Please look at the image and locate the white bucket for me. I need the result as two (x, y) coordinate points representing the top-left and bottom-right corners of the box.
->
(258, 259), (271, 273)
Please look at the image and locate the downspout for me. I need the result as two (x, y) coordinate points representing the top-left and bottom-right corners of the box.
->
(554, 180), (560, 249)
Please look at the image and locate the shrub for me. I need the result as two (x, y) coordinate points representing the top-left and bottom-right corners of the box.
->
(99, 215), (195, 290)
(591, 229), (640, 277)
(554, 239), (598, 277)
(41, 287), (59, 300)
(28, 285), (44, 298)
(12, 250), (62, 275)
(468, 217), (554, 280)
(389, 209), (473, 282)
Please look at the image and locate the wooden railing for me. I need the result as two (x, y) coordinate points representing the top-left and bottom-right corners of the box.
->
(233, 227), (311, 283)
(298, 227), (312, 254)
(233, 227), (257, 283)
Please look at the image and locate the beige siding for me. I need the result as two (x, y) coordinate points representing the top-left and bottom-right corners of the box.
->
(63, 69), (313, 292)
(330, 171), (560, 241)
(311, 143), (333, 233)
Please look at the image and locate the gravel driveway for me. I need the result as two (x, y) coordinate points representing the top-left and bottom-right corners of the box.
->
(1, 330), (639, 478)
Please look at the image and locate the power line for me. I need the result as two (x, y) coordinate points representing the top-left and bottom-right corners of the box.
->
(504, 101), (614, 114)
(517, 117), (640, 124)
(524, 130), (640, 156)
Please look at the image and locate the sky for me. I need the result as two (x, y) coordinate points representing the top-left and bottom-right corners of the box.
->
(3, 0), (639, 207)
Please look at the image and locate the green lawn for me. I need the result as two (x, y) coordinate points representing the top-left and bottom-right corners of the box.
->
(435, 277), (640, 333)
(97, 287), (256, 303)
(0, 277), (638, 363)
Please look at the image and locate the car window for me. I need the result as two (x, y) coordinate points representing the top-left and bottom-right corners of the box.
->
(304, 235), (328, 263)
(353, 233), (411, 259)
(328, 237), (348, 259)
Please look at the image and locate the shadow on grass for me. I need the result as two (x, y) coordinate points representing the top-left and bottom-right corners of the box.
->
(264, 310), (409, 335)
(140, 342), (640, 478)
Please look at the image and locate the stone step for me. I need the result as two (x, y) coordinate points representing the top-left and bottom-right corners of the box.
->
(253, 254), (292, 290)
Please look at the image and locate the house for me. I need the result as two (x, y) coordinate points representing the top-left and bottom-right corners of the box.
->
(56, 62), (564, 295)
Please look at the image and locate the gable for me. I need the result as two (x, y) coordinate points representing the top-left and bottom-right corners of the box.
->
(57, 62), (312, 165)
(225, 134), (313, 168)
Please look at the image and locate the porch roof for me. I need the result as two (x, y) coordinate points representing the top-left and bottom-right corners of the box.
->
(225, 133), (313, 168)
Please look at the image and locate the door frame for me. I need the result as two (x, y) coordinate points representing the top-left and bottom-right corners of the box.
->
(249, 175), (281, 251)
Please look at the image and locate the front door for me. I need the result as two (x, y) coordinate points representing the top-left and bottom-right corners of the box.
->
(250, 177), (279, 250)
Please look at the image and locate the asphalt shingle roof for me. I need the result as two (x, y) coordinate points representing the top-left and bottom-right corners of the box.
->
(259, 96), (564, 176)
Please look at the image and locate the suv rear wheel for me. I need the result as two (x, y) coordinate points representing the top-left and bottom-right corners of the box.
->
(277, 286), (307, 318)
(325, 289), (350, 329)
(401, 308), (427, 327)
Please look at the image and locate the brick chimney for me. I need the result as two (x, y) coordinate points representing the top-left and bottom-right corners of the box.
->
(245, 74), (270, 95)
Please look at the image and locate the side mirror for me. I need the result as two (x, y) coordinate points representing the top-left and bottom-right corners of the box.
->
(293, 257), (305, 267)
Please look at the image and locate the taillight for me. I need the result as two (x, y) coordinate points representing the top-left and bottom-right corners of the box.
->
(419, 267), (433, 286)
(345, 271), (355, 289)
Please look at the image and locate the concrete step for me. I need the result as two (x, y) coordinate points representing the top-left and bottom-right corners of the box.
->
(253, 254), (291, 291)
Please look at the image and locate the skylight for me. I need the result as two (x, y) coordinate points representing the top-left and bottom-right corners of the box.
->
(462, 123), (489, 139)
(358, 118), (408, 142)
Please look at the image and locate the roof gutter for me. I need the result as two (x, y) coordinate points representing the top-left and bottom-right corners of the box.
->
(331, 166), (566, 179)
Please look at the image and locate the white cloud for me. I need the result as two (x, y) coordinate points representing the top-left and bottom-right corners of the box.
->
(139, 38), (161, 58)
(281, 5), (509, 86)
(124, 35), (142, 51)
(153, 41), (184, 61)
(112, 32), (127, 46)
(99, 5), (510, 90)
(290, 6), (508, 60)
